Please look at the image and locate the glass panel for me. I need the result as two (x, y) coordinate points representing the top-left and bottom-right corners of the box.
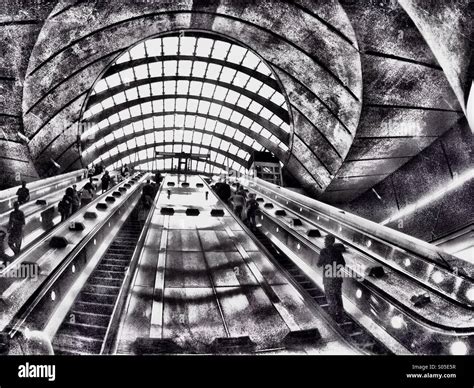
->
(212, 41), (231, 60)
(162, 36), (179, 55)
(227, 45), (246, 64)
(178, 60), (192, 77)
(191, 61), (206, 78)
(245, 77), (263, 93)
(116, 51), (131, 65)
(179, 37), (196, 55)
(134, 64), (148, 80)
(83, 34), (291, 173)
(195, 38), (213, 57)
(219, 67), (236, 84)
(206, 63), (222, 80)
(163, 60), (177, 75)
(201, 83), (215, 98)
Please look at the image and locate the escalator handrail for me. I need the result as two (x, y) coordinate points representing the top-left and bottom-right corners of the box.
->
(0, 169), (87, 203)
(259, 205), (474, 334)
(242, 176), (473, 278)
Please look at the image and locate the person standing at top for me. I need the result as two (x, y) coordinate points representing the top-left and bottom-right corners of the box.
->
(317, 234), (346, 322)
(87, 164), (95, 179)
(58, 189), (73, 222)
(80, 181), (95, 207)
(229, 190), (246, 220)
(101, 170), (111, 193)
(16, 181), (30, 205)
(70, 184), (81, 213)
(8, 202), (25, 255)
(154, 171), (162, 186)
(218, 180), (231, 204)
(245, 193), (260, 230)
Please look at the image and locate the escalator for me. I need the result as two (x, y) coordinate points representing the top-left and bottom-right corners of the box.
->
(251, 227), (391, 355)
(52, 208), (144, 355)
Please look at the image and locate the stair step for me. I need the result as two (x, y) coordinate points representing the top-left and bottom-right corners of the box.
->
(60, 322), (107, 339)
(107, 248), (135, 254)
(101, 258), (130, 266)
(53, 333), (102, 354)
(97, 263), (127, 272)
(94, 270), (125, 279)
(84, 283), (121, 295)
(75, 301), (115, 315)
(79, 292), (117, 305)
(70, 310), (111, 327)
(89, 276), (123, 288)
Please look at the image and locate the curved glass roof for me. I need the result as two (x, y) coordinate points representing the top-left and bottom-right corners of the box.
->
(80, 32), (290, 174)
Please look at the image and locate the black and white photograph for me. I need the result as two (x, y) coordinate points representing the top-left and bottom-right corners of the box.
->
(0, 0), (472, 386)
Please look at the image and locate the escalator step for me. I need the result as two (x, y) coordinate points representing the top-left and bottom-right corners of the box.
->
(53, 333), (102, 354)
(94, 270), (125, 279)
(61, 322), (107, 340)
(89, 277), (123, 288)
(79, 292), (117, 305)
(306, 289), (323, 298)
(97, 264), (127, 272)
(101, 258), (130, 266)
(83, 284), (121, 295)
(74, 301), (115, 315)
(70, 310), (110, 327)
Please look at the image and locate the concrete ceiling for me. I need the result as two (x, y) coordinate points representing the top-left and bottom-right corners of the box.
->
(0, 0), (471, 205)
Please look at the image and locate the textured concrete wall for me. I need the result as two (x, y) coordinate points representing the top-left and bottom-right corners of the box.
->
(321, 0), (466, 203)
(399, 0), (472, 112)
(344, 118), (473, 241)
(0, 0), (57, 188)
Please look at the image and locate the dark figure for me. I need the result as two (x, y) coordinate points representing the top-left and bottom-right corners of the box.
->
(154, 171), (162, 186)
(121, 164), (130, 178)
(0, 226), (9, 261)
(229, 191), (245, 219)
(16, 181), (30, 205)
(101, 171), (111, 193)
(141, 180), (155, 208)
(317, 234), (346, 321)
(87, 165), (95, 179)
(58, 190), (73, 222)
(80, 182), (95, 207)
(245, 193), (259, 229)
(8, 202), (25, 255)
(216, 180), (231, 203)
(138, 180), (155, 225)
(94, 164), (103, 176)
(70, 185), (81, 213)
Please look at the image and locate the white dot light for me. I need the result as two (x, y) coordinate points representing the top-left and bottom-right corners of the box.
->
(390, 315), (404, 329)
(466, 288), (474, 302)
(432, 271), (444, 284)
(356, 289), (362, 299)
(450, 341), (468, 355)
